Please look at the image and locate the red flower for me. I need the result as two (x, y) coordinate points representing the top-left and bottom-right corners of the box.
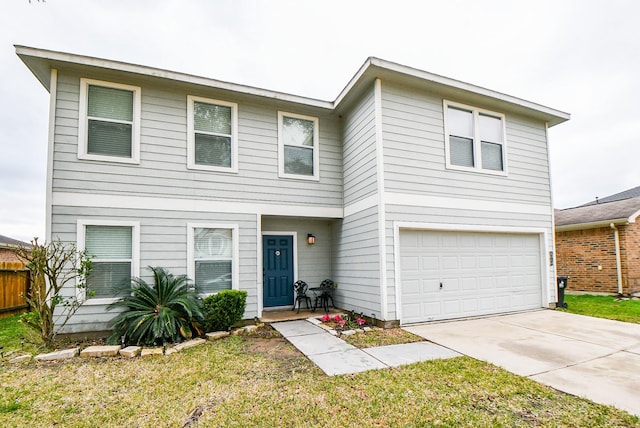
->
(338, 319), (347, 327)
(321, 314), (331, 322)
(333, 315), (342, 322)
(356, 317), (366, 326)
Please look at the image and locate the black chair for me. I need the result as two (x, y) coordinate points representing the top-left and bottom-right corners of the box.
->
(292, 280), (312, 313)
(313, 279), (336, 313)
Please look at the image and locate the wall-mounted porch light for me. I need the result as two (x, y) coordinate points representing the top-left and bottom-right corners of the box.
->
(307, 234), (316, 245)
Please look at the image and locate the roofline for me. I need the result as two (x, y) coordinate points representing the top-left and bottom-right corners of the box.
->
(335, 57), (570, 126)
(16, 45), (570, 125)
(15, 45), (334, 109)
(555, 218), (631, 232)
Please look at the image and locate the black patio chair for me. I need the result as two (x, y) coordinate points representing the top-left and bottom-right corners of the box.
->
(312, 279), (336, 313)
(292, 280), (312, 313)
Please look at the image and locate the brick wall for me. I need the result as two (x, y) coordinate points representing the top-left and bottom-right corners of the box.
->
(555, 223), (640, 295)
(621, 223), (640, 295)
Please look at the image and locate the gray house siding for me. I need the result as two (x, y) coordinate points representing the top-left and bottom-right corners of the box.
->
(16, 47), (569, 330)
(52, 70), (343, 208)
(332, 206), (381, 317)
(380, 82), (552, 205)
(261, 216), (335, 288)
(342, 86), (377, 206)
(51, 205), (258, 333)
(379, 81), (555, 315)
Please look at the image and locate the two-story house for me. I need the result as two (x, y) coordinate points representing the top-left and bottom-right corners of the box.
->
(17, 46), (569, 333)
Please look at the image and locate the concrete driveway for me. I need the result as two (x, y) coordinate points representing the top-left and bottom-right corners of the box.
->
(404, 310), (640, 417)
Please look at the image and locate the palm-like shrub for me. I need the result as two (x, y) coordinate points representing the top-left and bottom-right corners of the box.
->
(107, 266), (203, 346)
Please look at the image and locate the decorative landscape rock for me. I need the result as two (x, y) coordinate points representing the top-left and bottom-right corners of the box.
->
(174, 338), (206, 351)
(35, 347), (79, 361)
(118, 346), (141, 358)
(206, 331), (230, 341)
(9, 354), (31, 363)
(80, 345), (122, 358)
(140, 347), (164, 357)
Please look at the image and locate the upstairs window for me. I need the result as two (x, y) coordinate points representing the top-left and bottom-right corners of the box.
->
(78, 79), (141, 163)
(278, 112), (319, 180)
(187, 96), (238, 172)
(444, 101), (506, 174)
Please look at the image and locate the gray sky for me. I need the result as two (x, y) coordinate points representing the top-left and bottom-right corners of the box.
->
(1, 0), (639, 242)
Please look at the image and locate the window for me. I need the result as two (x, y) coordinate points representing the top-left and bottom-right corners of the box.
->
(78, 79), (141, 163)
(444, 101), (506, 174)
(187, 224), (239, 295)
(77, 220), (140, 304)
(187, 96), (238, 172)
(278, 112), (319, 180)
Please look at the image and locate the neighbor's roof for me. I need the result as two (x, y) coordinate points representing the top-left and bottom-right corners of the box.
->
(555, 186), (640, 231)
(579, 185), (640, 207)
(15, 45), (570, 127)
(0, 234), (31, 249)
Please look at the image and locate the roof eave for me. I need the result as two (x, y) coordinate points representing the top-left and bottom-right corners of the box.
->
(555, 218), (630, 232)
(335, 56), (570, 126)
(15, 45), (334, 110)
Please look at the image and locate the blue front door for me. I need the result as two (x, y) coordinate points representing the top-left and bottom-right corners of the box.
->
(263, 235), (294, 307)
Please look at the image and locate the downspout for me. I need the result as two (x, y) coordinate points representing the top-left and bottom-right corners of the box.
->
(610, 223), (623, 295)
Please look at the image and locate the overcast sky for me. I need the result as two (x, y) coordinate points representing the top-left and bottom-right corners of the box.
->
(1, 0), (639, 242)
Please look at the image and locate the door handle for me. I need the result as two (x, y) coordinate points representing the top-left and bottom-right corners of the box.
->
(440, 282), (443, 289)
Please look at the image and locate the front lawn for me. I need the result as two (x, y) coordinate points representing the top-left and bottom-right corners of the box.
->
(1, 334), (638, 426)
(560, 294), (640, 323)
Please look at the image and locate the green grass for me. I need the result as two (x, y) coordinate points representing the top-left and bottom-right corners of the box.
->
(0, 332), (638, 426)
(1, 316), (639, 426)
(0, 314), (41, 356)
(342, 327), (424, 348)
(560, 294), (640, 323)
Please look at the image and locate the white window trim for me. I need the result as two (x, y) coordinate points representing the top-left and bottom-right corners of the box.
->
(187, 95), (239, 173)
(443, 100), (508, 176)
(277, 111), (320, 181)
(78, 78), (141, 164)
(187, 223), (240, 296)
(76, 219), (140, 305)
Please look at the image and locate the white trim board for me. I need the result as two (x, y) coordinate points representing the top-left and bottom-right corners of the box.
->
(52, 192), (343, 218)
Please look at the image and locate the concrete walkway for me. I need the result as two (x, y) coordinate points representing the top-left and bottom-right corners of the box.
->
(272, 320), (460, 376)
(404, 310), (640, 417)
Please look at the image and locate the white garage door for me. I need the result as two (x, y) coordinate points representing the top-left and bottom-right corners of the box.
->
(400, 230), (543, 324)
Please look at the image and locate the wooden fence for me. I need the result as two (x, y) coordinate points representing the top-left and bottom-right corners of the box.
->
(0, 261), (30, 319)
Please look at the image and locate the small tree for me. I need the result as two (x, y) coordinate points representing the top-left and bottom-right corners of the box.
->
(11, 237), (93, 348)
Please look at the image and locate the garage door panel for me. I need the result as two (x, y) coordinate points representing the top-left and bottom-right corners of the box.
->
(400, 230), (542, 324)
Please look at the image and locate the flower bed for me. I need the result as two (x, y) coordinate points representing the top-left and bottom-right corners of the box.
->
(312, 312), (379, 336)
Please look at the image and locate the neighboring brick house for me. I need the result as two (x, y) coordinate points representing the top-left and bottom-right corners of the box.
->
(0, 234), (30, 264)
(555, 186), (640, 296)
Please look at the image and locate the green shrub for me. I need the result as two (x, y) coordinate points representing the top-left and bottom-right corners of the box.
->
(106, 266), (204, 346)
(202, 290), (247, 332)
